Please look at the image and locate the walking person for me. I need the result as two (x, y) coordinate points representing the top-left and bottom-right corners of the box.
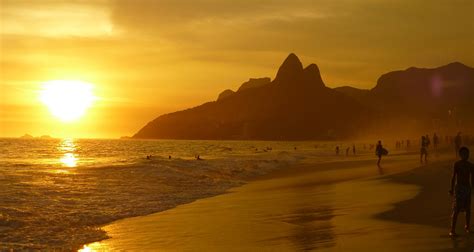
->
(449, 147), (474, 237)
(420, 135), (428, 164)
(433, 133), (439, 156)
(375, 140), (387, 167)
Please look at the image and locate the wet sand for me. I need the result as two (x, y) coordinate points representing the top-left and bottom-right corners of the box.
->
(84, 153), (468, 251)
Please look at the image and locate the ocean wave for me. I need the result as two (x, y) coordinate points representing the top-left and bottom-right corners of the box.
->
(0, 153), (298, 250)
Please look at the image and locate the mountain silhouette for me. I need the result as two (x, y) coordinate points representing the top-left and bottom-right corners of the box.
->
(134, 54), (473, 140)
(369, 62), (474, 118)
(333, 86), (369, 102)
(134, 53), (372, 140)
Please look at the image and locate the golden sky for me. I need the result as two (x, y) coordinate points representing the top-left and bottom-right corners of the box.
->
(1, 0), (473, 138)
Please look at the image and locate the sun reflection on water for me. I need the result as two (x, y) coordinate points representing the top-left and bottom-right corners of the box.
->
(58, 138), (78, 167)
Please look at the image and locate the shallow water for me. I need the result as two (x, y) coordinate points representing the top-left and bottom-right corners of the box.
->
(0, 138), (369, 250)
(85, 157), (450, 252)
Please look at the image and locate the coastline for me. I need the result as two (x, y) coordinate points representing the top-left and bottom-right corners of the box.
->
(82, 152), (455, 251)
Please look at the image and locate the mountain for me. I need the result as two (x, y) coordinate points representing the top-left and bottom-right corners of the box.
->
(134, 54), (474, 140)
(369, 62), (474, 117)
(367, 62), (474, 133)
(334, 86), (370, 102)
(134, 53), (373, 140)
(237, 77), (271, 92)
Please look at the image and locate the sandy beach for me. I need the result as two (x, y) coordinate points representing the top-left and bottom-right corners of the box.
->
(81, 152), (474, 251)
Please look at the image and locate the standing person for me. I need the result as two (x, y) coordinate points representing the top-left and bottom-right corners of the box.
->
(425, 134), (431, 149)
(449, 147), (474, 237)
(433, 133), (439, 156)
(406, 139), (410, 149)
(346, 147), (350, 156)
(352, 144), (356, 155)
(455, 132), (463, 157)
(335, 146), (340, 156)
(375, 140), (386, 167)
(420, 136), (428, 164)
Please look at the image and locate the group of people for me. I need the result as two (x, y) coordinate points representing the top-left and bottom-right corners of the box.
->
(376, 132), (474, 237)
(335, 144), (356, 156)
(385, 131), (474, 237)
(395, 139), (411, 149)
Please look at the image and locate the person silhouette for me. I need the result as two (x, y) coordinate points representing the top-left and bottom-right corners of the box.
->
(433, 133), (439, 156)
(352, 144), (356, 155)
(449, 147), (474, 237)
(420, 136), (428, 164)
(335, 146), (340, 156)
(425, 134), (431, 148)
(375, 140), (384, 167)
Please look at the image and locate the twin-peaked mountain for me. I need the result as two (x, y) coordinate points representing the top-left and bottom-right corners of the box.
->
(134, 54), (474, 140)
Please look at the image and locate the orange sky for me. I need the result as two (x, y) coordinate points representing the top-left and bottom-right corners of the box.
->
(1, 0), (473, 138)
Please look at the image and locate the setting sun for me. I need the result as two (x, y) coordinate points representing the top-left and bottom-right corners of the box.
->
(40, 80), (95, 122)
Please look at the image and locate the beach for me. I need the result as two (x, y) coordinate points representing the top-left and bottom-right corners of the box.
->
(83, 152), (470, 251)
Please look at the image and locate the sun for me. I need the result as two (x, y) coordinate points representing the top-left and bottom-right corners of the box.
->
(40, 80), (95, 122)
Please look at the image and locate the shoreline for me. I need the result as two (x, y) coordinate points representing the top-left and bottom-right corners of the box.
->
(83, 151), (437, 251)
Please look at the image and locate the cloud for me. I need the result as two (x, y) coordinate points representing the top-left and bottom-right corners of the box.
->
(1, 0), (113, 37)
(109, 0), (474, 83)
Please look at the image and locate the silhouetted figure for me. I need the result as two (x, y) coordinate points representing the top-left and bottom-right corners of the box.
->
(346, 147), (350, 156)
(196, 155), (203, 160)
(375, 140), (386, 167)
(335, 146), (340, 156)
(425, 134), (431, 148)
(420, 136), (428, 164)
(455, 132), (463, 157)
(449, 147), (474, 237)
(352, 144), (356, 155)
(406, 139), (410, 149)
(433, 133), (439, 156)
(169, 155), (171, 159)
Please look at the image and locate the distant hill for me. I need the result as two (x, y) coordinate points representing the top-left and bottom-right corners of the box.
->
(134, 54), (373, 140)
(369, 62), (474, 118)
(134, 54), (474, 140)
(20, 134), (34, 139)
(334, 86), (370, 102)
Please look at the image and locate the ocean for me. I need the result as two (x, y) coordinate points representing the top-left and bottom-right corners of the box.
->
(0, 138), (352, 250)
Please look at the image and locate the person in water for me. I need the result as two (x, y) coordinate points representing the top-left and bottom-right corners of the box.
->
(420, 135), (428, 164)
(449, 147), (474, 236)
(335, 146), (340, 156)
(375, 140), (384, 167)
(352, 144), (356, 155)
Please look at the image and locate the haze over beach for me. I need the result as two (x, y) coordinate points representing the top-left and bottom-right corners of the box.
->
(1, 0), (474, 251)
